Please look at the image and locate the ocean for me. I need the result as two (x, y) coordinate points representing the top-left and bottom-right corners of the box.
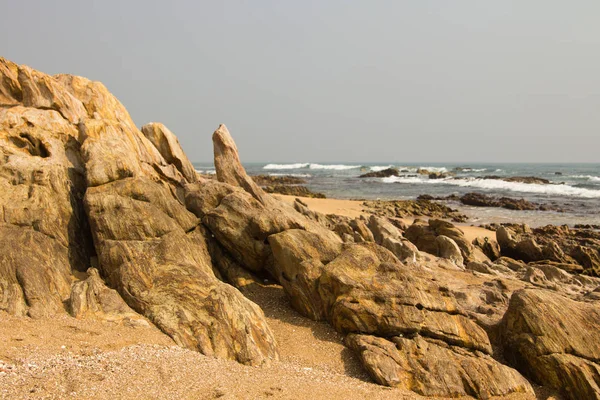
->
(193, 162), (600, 227)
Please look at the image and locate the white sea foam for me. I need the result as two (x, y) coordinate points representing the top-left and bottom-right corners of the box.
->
(382, 176), (600, 198)
(195, 169), (216, 175)
(263, 163), (310, 170)
(308, 163), (362, 170)
(461, 168), (487, 172)
(572, 175), (600, 182)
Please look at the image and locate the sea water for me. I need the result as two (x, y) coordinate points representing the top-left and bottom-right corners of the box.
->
(193, 162), (600, 227)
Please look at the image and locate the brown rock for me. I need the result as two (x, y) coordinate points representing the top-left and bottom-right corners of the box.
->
(69, 268), (145, 323)
(141, 122), (198, 183)
(213, 124), (267, 204)
(501, 289), (600, 400)
(85, 178), (279, 365)
(346, 334), (534, 398)
(358, 167), (399, 178)
(435, 235), (464, 266)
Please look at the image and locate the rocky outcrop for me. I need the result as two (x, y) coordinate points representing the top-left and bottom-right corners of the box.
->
(346, 334), (534, 398)
(267, 228), (536, 397)
(0, 58), (279, 366)
(3, 57), (598, 398)
(497, 224), (600, 276)
(405, 219), (488, 264)
(141, 122), (198, 183)
(362, 199), (467, 223)
(358, 167), (399, 178)
(501, 289), (600, 399)
(263, 184), (326, 198)
(251, 174), (306, 186)
(213, 124), (267, 204)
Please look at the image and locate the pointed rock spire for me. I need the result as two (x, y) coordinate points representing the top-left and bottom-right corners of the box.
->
(212, 124), (266, 204)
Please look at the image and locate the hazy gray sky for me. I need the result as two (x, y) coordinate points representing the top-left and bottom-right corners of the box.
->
(2, 1), (599, 163)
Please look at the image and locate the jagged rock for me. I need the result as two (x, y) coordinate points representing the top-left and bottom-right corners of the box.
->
(496, 224), (600, 275)
(85, 178), (278, 365)
(501, 289), (600, 399)
(213, 124), (267, 204)
(405, 219), (488, 264)
(435, 235), (464, 266)
(69, 268), (145, 323)
(460, 192), (542, 211)
(381, 237), (420, 263)
(269, 231), (492, 355)
(141, 122), (198, 183)
(0, 58), (279, 366)
(349, 219), (374, 242)
(346, 334), (534, 398)
(267, 229), (343, 320)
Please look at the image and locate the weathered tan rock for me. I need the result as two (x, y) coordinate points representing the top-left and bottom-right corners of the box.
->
(0, 104), (93, 318)
(69, 268), (146, 324)
(0, 58), (280, 366)
(85, 178), (279, 365)
(435, 235), (464, 266)
(200, 186), (341, 274)
(141, 122), (198, 183)
(346, 334), (534, 398)
(268, 229), (343, 319)
(213, 124), (267, 204)
(501, 289), (600, 399)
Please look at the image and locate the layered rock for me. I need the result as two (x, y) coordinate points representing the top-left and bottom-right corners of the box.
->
(346, 334), (533, 398)
(501, 289), (600, 399)
(0, 58), (278, 366)
(497, 224), (600, 276)
(405, 219), (489, 264)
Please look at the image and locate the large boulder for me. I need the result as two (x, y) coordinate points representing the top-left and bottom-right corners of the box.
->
(346, 334), (534, 398)
(85, 176), (278, 365)
(501, 289), (600, 399)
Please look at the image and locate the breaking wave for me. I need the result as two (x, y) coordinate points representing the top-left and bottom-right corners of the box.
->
(263, 163), (362, 170)
(382, 176), (600, 198)
(263, 163), (310, 170)
(572, 175), (600, 182)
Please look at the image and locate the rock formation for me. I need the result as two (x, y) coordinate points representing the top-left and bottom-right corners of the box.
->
(1, 57), (599, 398)
(0, 57), (278, 366)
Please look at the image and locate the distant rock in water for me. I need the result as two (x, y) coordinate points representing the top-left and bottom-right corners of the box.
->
(460, 192), (544, 211)
(251, 174), (307, 186)
(482, 175), (551, 184)
(264, 185), (326, 198)
(359, 167), (399, 178)
(417, 168), (454, 179)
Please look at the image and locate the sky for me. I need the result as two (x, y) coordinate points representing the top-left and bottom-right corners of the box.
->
(2, 1), (599, 163)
